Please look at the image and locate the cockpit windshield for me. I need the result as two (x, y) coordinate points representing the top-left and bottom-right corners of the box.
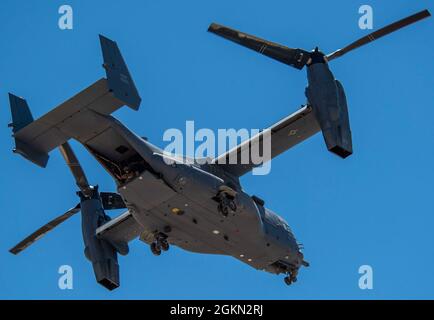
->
(264, 208), (293, 234)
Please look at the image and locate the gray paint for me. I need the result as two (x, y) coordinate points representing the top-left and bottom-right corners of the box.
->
(79, 187), (120, 290)
(306, 63), (352, 158)
(8, 9), (432, 289)
(9, 35), (355, 290)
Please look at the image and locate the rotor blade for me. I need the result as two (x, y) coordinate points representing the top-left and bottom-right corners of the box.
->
(208, 23), (310, 69)
(59, 142), (92, 195)
(9, 204), (80, 255)
(327, 9), (431, 61)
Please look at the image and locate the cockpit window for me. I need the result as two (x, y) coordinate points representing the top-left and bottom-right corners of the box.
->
(282, 222), (293, 233)
(264, 209), (293, 233)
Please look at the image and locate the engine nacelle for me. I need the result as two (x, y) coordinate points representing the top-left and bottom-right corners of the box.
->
(306, 63), (353, 158)
(79, 188), (120, 290)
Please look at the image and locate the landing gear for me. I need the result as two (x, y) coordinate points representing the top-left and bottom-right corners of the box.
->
(160, 240), (170, 252)
(284, 268), (298, 286)
(216, 191), (237, 217)
(150, 232), (169, 256)
(150, 242), (161, 256)
(284, 275), (297, 286)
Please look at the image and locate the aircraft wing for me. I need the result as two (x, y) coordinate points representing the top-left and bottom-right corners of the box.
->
(213, 105), (320, 177)
(96, 211), (142, 255)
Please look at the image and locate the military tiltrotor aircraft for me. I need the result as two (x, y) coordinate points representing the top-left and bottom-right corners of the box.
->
(7, 9), (430, 290)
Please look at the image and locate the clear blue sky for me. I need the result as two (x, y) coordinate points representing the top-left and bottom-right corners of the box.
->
(0, 0), (433, 299)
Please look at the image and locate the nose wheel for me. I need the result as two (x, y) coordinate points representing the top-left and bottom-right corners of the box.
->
(160, 240), (170, 251)
(150, 242), (162, 256)
(283, 268), (299, 286)
(284, 275), (297, 286)
(150, 232), (170, 256)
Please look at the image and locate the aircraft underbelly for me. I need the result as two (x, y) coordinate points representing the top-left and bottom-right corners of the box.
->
(119, 171), (273, 268)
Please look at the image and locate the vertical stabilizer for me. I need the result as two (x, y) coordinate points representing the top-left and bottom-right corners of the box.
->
(8, 93), (33, 133)
(99, 35), (141, 110)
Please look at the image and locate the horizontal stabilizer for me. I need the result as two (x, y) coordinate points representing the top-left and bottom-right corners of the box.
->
(8, 35), (141, 168)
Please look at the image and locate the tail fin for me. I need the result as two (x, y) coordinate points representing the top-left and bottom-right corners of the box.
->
(99, 35), (141, 110)
(8, 35), (141, 168)
(8, 94), (49, 167)
(8, 93), (33, 133)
